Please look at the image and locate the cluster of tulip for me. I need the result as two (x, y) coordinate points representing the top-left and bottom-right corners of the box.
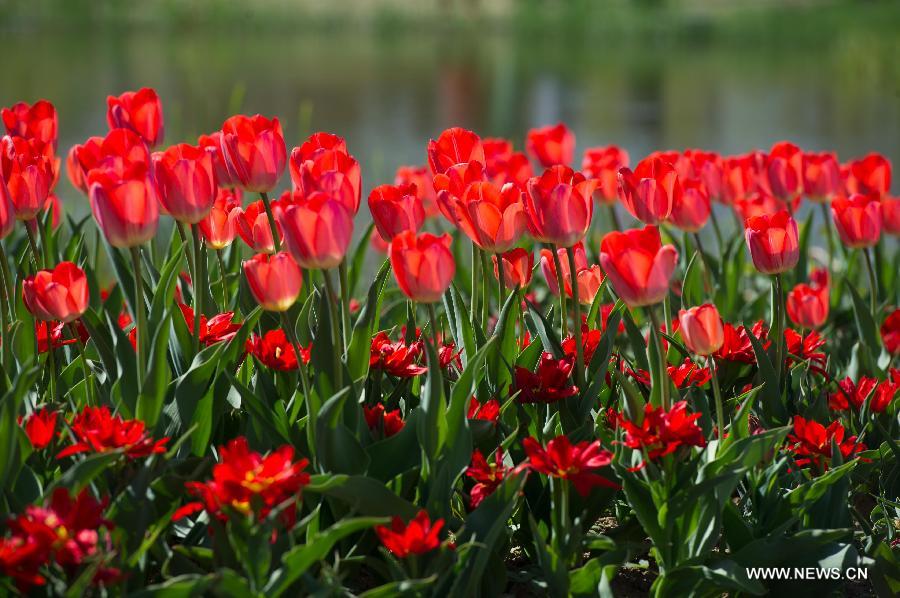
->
(1, 90), (899, 596)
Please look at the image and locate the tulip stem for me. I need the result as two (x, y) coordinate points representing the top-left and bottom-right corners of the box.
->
(862, 248), (878, 316)
(607, 204), (622, 232)
(819, 202), (835, 270)
(46, 328), (58, 402)
(323, 269), (343, 387)
(25, 224), (42, 270)
(215, 249), (228, 311)
(551, 245), (569, 338)
(130, 246), (146, 391)
(496, 254), (506, 309)
(709, 206), (725, 252)
(68, 323), (94, 407)
(479, 249), (491, 329)
(646, 306), (669, 410)
(338, 260), (351, 353)
(692, 233), (714, 297)
(176, 222), (196, 282)
(772, 274), (785, 387)
(281, 312), (315, 459)
(470, 242), (479, 327)
(707, 355), (725, 442)
(259, 192), (281, 252)
(190, 224), (204, 356)
(427, 302), (440, 349)
(565, 247), (585, 390)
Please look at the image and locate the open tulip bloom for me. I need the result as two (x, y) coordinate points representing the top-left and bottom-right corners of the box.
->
(1, 95), (899, 597)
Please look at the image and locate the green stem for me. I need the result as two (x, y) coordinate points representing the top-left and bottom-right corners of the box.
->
(565, 247), (585, 389)
(646, 306), (670, 410)
(190, 224), (204, 355)
(709, 205), (725, 252)
(0, 243), (14, 320)
(479, 248), (490, 329)
(551, 245), (569, 338)
(46, 326), (58, 402)
(130, 246), (146, 391)
(773, 274), (785, 388)
(25, 224), (42, 270)
(323, 269), (343, 387)
(862, 248), (878, 316)
(259, 191), (282, 252)
(215, 249), (228, 311)
(176, 222), (196, 282)
(707, 355), (726, 443)
(819, 202), (835, 270)
(281, 312), (315, 461)
(338, 259), (351, 353)
(427, 302), (440, 349)
(470, 242), (479, 327)
(495, 253), (506, 309)
(68, 323), (94, 407)
(692, 233), (714, 297)
(607, 204), (622, 232)
(36, 216), (52, 269)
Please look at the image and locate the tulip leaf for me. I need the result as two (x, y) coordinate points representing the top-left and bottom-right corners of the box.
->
(746, 328), (787, 426)
(304, 474), (417, 519)
(525, 297), (564, 358)
(347, 260), (390, 380)
(418, 338), (448, 461)
(489, 290), (520, 396)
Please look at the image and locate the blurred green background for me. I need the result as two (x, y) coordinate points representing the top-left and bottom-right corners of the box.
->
(1, 0), (898, 214)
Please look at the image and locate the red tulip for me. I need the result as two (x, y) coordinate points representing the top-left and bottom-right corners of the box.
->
(2, 99), (58, 151)
(247, 329), (311, 371)
(831, 193), (881, 249)
(434, 160), (486, 225)
(152, 143), (218, 224)
(369, 331), (427, 378)
(744, 210), (799, 274)
(677, 304), (725, 356)
(844, 152), (891, 198)
(683, 149), (724, 202)
(515, 353), (578, 403)
(107, 88), (164, 148)
(198, 131), (235, 188)
(295, 131), (347, 161)
(88, 162), (159, 248)
(375, 510), (444, 558)
(243, 252), (302, 312)
(801, 151), (841, 203)
(24, 408), (57, 449)
(483, 137), (533, 189)
(232, 198), (283, 253)
(668, 178), (710, 232)
(732, 191), (792, 224)
(882, 196), (900, 236)
(280, 193), (353, 269)
(0, 176), (13, 239)
(219, 114), (286, 193)
(599, 225), (678, 308)
(526, 123), (575, 168)
(427, 127), (485, 176)
(389, 231), (455, 303)
(539, 243), (603, 305)
(22, 262), (89, 323)
(0, 136), (53, 221)
(881, 309), (900, 356)
(452, 181), (526, 252)
(524, 165), (595, 247)
(198, 188), (242, 249)
(467, 397), (500, 423)
(395, 164), (439, 217)
(787, 277), (829, 329)
(617, 155), (681, 224)
(618, 401), (707, 466)
(763, 141), (802, 204)
(786, 416), (865, 471)
(289, 144), (362, 213)
(582, 145), (629, 205)
(67, 128), (151, 194)
(466, 449), (509, 508)
(57, 406), (168, 460)
(493, 247), (534, 290)
(368, 183), (425, 242)
(722, 152), (763, 204)
(522, 435), (618, 496)
(178, 304), (240, 347)
(363, 403), (405, 438)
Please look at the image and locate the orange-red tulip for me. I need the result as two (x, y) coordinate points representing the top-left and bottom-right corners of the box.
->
(617, 155), (681, 224)
(526, 123), (575, 168)
(427, 127), (485, 176)
(0, 136), (53, 221)
(389, 231), (455, 303)
(106, 88), (164, 149)
(231, 199), (283, 254)
(844, 153), (891, 199)
(280, 193), (353, 269)
(23, 262), (89, 323)
(582, 145), (629, 205)
(677, 304), (724, 356)
(787, 280), (829, 329)
(599, 225), (678, 308)
(524, 165), (595, 247)
(219, 114), (286, 193)
(683, 149), (724, 202)
(722, 152), (764, 204)
(368, 183), (425, 242)
(453, 181), (526, 253)
(540, 243), (604, 305)
(668, 179), (710, 232)
(801, 151), (841, 203)
(153, 143), (218, 224)
(88, 162), (159, 248)
(434, 161), (485, 226)
(2, 99), (58, 152)
(243, 252), (302, 312)
(295, 132), (347, 161)
(199, 188), (242, 250)
(395, 165), (439, 217)
(831, 193), (881, 249)
(289, 146), (362, 214)
(744, 210), (799, 274)
(493, 248), (534, 290)
(882, 196), (900, 236)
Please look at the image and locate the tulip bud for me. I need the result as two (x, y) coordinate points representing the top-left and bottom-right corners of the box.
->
(243, 252), (302, 312)
(493, 248), (534, 290)
(389, 231), (455, 303)
(744, 210), (799, 275)
(786, 282), (829, 329)
(23, 261), (89, 323)
(882, 196), (900, 236)
(199, 189), (242, 250)
(599, 225), (678, 308)
(106, 88), (165, 149)
(280, 193), (354, 270)
(526, 123), (575, 168)
(582, 145), (629, 205)
(617, 156), (681, 225)
(455, 181), (526, 253)
(153, 143), (218, 224)
(801, 151), (841, 203)
(2, 99), (58, 152)
(844, 153), (891, 199)
(232, 199), (282, 253)
(88, 163), (159, 248)
(219, 114), (286, 193)
(524, 165), (595, 247)
(0, 177), (14, 239)
(368, 183), (425, 242)
(678, 304), (725, 356)
(668, 179), (710, 232)
(427, 127), (485, 176)
(0, 136), (53, 221)
(831, 194), (882, 249)
(289, 145), (362, 214)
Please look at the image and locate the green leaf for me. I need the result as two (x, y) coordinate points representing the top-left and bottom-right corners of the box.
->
(304, 474), (417, 519)
(347, 260), (390, 379)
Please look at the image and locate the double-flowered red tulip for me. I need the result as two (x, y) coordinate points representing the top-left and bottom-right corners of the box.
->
(368, 183), (425, 242)
(787, 271), (829, 329)
(219, 114), (286, 193)
(582, 145), (629, 205)
(493, 247), (534, 290)
(522, 435), (617, 496)
(243, 252), (302, 312)
(375, 510), (444, 558)
(843, 152), (891, 198)
(2, 99), (58, 151)
(106, 88), (164, 148)
(88, 162), (159, 248)
(599, 225), (678, 308)
(801, 151), (841, 202)
(280, 193), (353, 269)
(427, 127), (485, 176)
(524, 165), (595, 247)
(389, 231), (455, 303)
(153, 143), (218, 224)
(744, 210), (799, 274)
(678, 304), (725, 356)
(831, 193), (881, 248)
(617, 155), (680, 224)
(1, 136), (53, 221)
(526, 123), (575, 168)
(23, 262), (89, 323)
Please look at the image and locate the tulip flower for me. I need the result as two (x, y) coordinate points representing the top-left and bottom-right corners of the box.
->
(280, 193), (353, 270)
(483, 137), (533, 190)
(786, 416), (865, 471)
(153, 143), (218, 224)
(364, 404), (405, 439)
(0, 136), (53, 221)
(831, 193), (881, 249)
(87, 163), (159, 248)
(617, 155), (681, 225)
(882, 196), (900, 236)
(763, 141), (802, 205)
(289, 146), (362, 214)
(434, 160), (486, 226)
(232, 199), (283, 253)
(368, 183), (425, 242)
(582, 145), (629, 205)
(492, 248), (534, 290)
(466, 449), (509, 508)
(522, 435), (617, 497)
(427, 127), (485, 176)
(844, 153), (891, 198)
(57, 406), (168, 460)
(370, 332), (427, 378)
(199, 188), (242, 250)
(22, 262), (89, 323)
(678, 304), (724, 356)
(787, 278), (829, 330)
(198, 131), (236, 188)
(618, 401), (707, 467)
(452, 181), (526, 253)
(67, 128), (151, 194)
(598, 225), (678, 308)
(683, 149), (724, 202)
(375, 510), (444, 558)
(526, 123), (575, 168)
(24, 408), (57, 449)
(539, 244), (603, 305)
(881, 309), (900, 356)
(247, 329), (311, 371)
(2, 99), (58, 151)
(514, 353), (578, 403)
(389, 231), (455, 304)
(0, 177), (14, 240)
(744, 210), (799, 275)
(395, 164), (439, 217)
(802, 151), (841, 203)
(668, 178), (710, 232)
(722, 152), (763, 204)
(106, 87), (165, 148)
(243, 252), (302, 312)
(524, 165), (595, 247)
(219, 114), (286, 193)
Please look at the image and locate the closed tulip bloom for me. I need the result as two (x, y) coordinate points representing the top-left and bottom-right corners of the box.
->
(198, 132), (235, 188)
(68, 129), (151, 194)
(289, 147), (362, 214)
(668, 179), (710, 232)
(395, 165), (439, 217)
(427, 127), (485, 176)
(88, 163), (159, 248)
(23, 262), (89, 323)
(2, 100), (58, 151)
(763, 141), (802, 203)
(524, 165), (595, 247)
(368, 183), (425, 242)
(106, 88), (164, 148)
(882, 196), (900, 236)
(617, 155), (681, 224)
(0, 136), (53, 221)
(0, 177), (14, 239)
(744, 210), (799, 274)
(243, 252), (302, 312)
(722, 151), (765, 204)
(295, 131), (348, 161)
(831, 193), (881, 249)
(280, 193), (353, 269)
(389, 231), (455, 303)
(434, 160), (486, 226)
(493, 248), (534, 290)
(678, 304), (725, 356)
(582, 145), (629, 204)
(844, 153), (891, 198)
(684, 150), (724, 202)
(153, 143), (218, 224)
(599, 225), (678, 308)
(219, 114), (286, 193)
(231, 199), (283, 253)
(199, 188), (242, 250)
(454, 181), (526, 252)
(526, 123), (575, 168)
(787, 281), (829, 329)
(802, 151), (841, 203)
